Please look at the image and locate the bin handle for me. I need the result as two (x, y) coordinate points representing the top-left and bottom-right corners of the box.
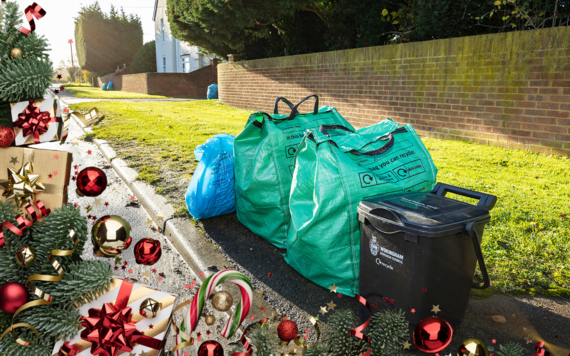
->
(466, 222), (491, 289)
(431, 183), (497, 211)
(273, 97), (299, 116)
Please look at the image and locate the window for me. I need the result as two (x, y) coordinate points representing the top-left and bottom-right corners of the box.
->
(161, 19), (165, 42)
(162, 56), (166, 73)
(181, 56), (191, 73)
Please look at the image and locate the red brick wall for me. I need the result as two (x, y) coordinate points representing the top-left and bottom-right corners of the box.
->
(218, 27), (570, 157)
(96, 62), (218, 98)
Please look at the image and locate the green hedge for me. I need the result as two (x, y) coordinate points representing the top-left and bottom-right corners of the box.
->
(129, 41), (157, 74)
(75, 3), (143, 77)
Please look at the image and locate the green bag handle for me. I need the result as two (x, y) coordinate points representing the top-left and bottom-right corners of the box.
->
(311, 126), (408, 156)
(319, 124), (355, 137)
(287, 95), (319, 120)
(349, 127), (408, 156)
(273, 97), (298, 116)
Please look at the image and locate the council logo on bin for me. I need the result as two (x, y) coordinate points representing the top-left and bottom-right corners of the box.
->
(369, 235), (379, 256)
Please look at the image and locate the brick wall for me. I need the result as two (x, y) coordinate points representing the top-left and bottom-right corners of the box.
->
(218, 27), (570, 157)
(96, 60), (218, 98)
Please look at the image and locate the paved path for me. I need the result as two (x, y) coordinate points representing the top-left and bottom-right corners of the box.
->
(38, 89), (237, 355)
(53, 87), (570, 356)
(55, 85), (201, 104)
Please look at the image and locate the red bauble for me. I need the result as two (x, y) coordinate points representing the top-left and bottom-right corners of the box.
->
(277, 318), (299, 343)
(76, 167), (107, 197)
(412, 316), (453, 353)
(134, 238), (162, 265)
(0, 126), (14, 147)
(0, 282), (29, 314)
(197, 340), (224, 356)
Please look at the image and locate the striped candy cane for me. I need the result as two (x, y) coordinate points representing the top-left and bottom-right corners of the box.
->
(186, 269), (253, 339)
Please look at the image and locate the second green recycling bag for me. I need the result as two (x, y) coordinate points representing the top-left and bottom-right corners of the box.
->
(234, 95), (355, 248)
(284, 121), (438, 296)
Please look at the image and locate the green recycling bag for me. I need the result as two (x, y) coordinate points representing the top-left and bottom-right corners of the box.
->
(234, 95), (355, 248)
(284, 121), (438, 296)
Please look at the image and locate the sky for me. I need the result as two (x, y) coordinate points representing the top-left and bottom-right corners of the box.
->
(11, 0), (158, 67)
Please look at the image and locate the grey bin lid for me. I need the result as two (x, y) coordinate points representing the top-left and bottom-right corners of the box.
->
(357, 192), (491, 239)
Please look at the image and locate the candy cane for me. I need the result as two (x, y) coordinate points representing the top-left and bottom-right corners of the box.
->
(186, 269), (253, 338)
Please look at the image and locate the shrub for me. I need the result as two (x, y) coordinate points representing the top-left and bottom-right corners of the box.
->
(129, 41), (157, 74)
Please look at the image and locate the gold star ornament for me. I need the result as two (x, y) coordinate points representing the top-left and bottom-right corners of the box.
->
(326, 301), (337, 311)
(319, 306), (328, 315)
(329, 283), (338, 293)
(431, 305), (441, 314)
(403, 341), (412, 350)
(0, 162), (45, 206)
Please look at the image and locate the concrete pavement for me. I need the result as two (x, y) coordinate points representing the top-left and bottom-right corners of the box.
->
(51, 86), (570, 356)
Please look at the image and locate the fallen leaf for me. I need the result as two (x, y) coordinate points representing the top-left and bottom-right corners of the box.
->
(492, 315), (506, 323)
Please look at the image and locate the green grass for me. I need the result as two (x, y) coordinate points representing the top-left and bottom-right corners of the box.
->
(65, 86), (170, 99)
(61, 83), (92, 87)
(71, 100), (570, 297)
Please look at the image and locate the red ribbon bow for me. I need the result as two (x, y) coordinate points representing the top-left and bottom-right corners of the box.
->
(80, 281), (162, 356)
(19, 2), (46, 34)
(0, 199), (49, 248)
(58, 341), (79, 356)
(14, 100), (56, 144)
(534, 342), (551, 356)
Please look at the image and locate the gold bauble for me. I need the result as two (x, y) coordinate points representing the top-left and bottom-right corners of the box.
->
(10, 48), (22, 59)
(91, 215), (132, 257)
(205, 314), (216, 325)
(139, 298), (162, 319)
(212, 291), (233, 311)
(458, 338), (489, 356)
(15, 246), (36, 268)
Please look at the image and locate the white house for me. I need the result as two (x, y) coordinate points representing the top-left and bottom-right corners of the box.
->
(152, 0), (211, 73)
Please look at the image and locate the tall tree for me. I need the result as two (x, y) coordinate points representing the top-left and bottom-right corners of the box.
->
(74, 1), (143, 76)
(167, 0), (570, 60)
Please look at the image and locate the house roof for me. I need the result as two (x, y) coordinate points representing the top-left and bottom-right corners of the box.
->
(152, 0), (159, 21)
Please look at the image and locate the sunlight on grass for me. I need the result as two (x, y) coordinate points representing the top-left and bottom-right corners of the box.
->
(70, 100), (570, 296)
(65, 86), (170, 99)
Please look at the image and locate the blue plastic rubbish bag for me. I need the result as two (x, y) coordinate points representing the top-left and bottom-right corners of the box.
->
(207, 84), (218, 99)
(185, 134), (236, 220)
(108, 82), (114, 91)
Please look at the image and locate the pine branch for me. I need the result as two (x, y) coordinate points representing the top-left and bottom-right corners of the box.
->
(321, 310), (368, 356)
(0, 201), (32, 283)
(303, 342), (328, 356)
(11, 32), (51, 60)
(0, 56), (54, 102)
(18, 304), (82, 341)
(496, 342), (525, 356)
(37, 260), (112, 306)
(369, 309), (409, 356)
(0, 1), (21, 37)
(31, 204), (88, 264)
(248, 323), (281, 356)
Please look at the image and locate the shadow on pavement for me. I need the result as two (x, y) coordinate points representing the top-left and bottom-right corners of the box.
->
(199, 213), (570, 355)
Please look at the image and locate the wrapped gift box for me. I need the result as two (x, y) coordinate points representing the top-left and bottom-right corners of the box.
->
(11, 98), (67, 146)
(51, 278), (178, 356)
(0, 147), (72, 211)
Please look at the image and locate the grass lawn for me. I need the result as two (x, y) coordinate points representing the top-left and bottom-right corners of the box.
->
(71, 100), (570, 297)
(64, 85), (170, 99)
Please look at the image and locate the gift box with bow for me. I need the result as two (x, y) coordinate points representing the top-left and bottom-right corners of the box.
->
(11, 98), (69, 146)
(51, 278), (178, 356)
(0, 147), (72, 212)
